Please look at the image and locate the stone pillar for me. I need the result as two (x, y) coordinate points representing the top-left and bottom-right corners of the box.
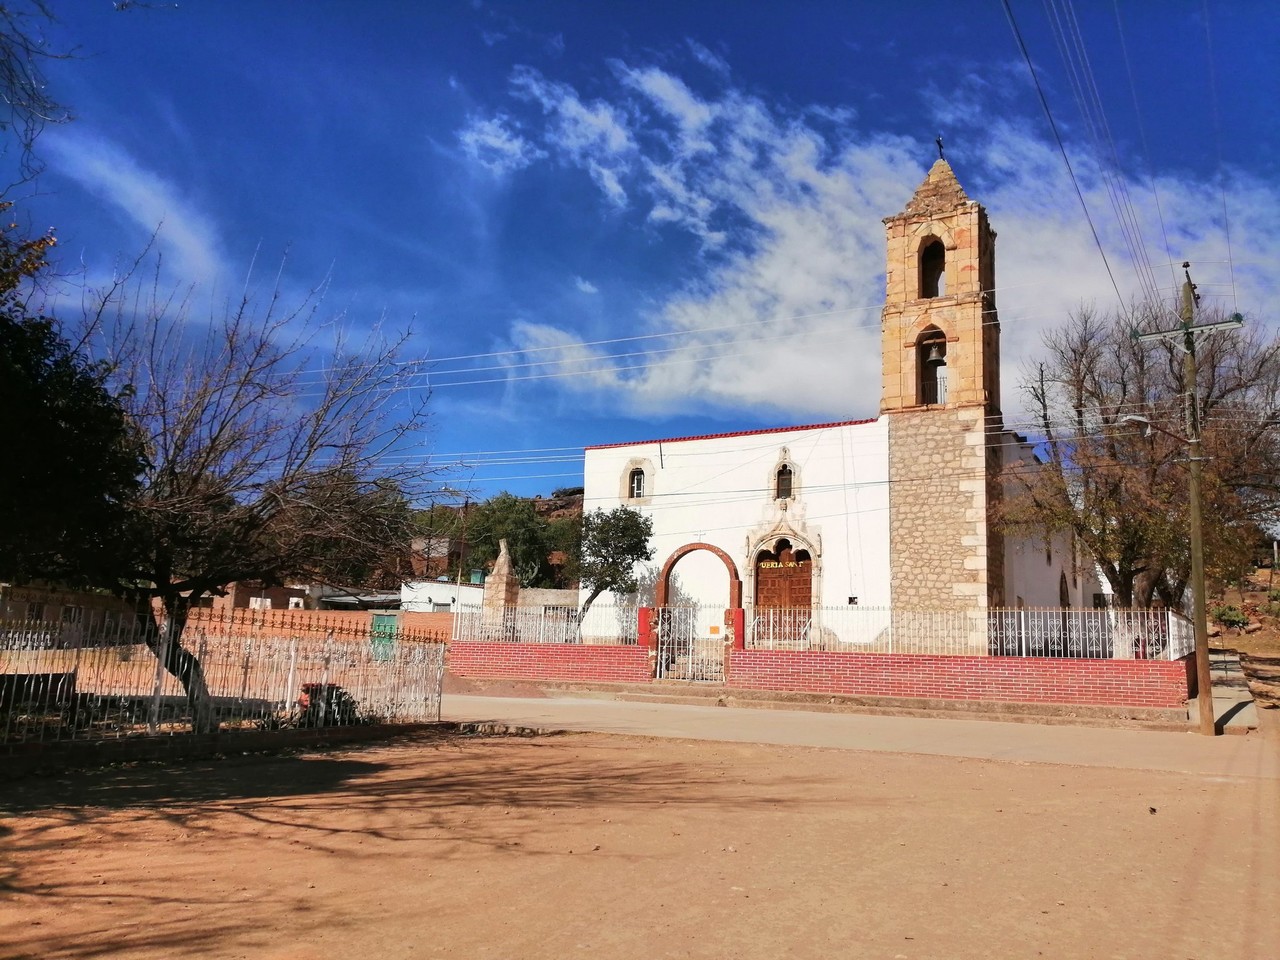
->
(481, 538), (520, 636)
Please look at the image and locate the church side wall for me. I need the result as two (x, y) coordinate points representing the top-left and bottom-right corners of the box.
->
(995, 441), (1102, 609)
(582, 420), (892, 611)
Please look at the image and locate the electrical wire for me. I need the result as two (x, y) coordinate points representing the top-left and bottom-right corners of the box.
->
(1042, 0), (1159, 304)
(1112, 0), (1178, 295)
(1199, 0), (1240, 312)
(1001, 0), (1125, 306)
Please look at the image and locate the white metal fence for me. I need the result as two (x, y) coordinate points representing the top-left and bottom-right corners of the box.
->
(452, 604), (639, 645)
(449, 603), (1192, 661)
(747, 605), (1192, 659)
(1, 615), (447, 745)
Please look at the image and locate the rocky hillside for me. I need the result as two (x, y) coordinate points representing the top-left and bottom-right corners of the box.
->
(1209, 571), (1280, 658)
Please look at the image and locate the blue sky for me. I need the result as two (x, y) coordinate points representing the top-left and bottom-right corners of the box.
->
(13, 1), (1279, 503)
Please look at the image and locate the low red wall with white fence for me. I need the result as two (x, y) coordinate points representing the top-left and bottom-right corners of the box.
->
(726, 650), (1194, 708)
(447, 642), (652, 684)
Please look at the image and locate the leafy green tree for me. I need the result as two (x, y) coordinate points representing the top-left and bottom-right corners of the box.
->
(576, 506), (654, 618)
(0, 214), (144, 586)
(465, 492), (552, 587)
(546, 513), (583, 589)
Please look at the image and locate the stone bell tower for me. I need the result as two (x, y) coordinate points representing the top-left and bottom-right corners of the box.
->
(881, 159), (1005, 614)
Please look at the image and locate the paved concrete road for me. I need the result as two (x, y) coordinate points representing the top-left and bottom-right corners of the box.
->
(443, 693), (1280, 780)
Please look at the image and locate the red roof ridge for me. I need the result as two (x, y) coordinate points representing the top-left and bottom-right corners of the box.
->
(584, 417), (879, 451)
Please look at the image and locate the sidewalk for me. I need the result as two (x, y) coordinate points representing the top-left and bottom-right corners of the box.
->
(442, 691), (1279, 780)
(1199, 649), (1260, 731)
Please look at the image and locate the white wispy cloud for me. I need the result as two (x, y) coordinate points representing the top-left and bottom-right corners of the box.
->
(510, 65), (635, 206)
(575, 276), (598, 294)
(468, 58), (1280, 428)
(685, 39), (730, 78)
(457, 114), (545, 175)
(44, 129), (226, 283)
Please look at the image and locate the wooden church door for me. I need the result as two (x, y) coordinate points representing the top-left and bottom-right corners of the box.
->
(753, 539), (812, 646)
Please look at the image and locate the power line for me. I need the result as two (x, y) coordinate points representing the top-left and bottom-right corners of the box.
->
(1199, 0), (1240, 313)
(1001, 0), (1125, 306)
(1112, 0), (1178, 295)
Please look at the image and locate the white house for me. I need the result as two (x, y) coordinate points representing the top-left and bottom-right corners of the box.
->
(401, 579), (484, 613)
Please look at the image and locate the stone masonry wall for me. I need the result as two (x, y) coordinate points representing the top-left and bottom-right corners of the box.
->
(888, 406), (994, 618)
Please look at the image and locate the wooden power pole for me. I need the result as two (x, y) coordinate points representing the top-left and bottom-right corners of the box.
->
(1134, 265), (1242, 736)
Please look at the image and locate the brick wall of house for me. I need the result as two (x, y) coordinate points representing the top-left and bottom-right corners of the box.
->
(184, 608), (452, 642)
(400, 612), (454, 638)
(447, 642), (652, 684)
(726, 650), (1192, 708)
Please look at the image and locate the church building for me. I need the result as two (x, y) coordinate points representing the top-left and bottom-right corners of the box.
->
(583, 160), (1093, 627)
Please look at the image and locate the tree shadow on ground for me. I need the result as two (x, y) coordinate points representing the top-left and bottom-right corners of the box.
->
(1, 729), (830, 959)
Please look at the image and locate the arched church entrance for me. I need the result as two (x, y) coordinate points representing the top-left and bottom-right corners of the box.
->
(753, 538), (813, 647)
(653, 543), (742, 682)
(655, 542), (742, 608)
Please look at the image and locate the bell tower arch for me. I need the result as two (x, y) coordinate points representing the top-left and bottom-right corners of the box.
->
(880, 159), (1005, 616)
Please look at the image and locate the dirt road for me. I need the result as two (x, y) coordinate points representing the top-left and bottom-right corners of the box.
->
(3, 730), (1277, 960)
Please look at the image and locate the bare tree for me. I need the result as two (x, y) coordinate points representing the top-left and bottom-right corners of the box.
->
(83, 258), (434, 731)
(1002, 303), (1280, 608)
(0, 1), (71, 186)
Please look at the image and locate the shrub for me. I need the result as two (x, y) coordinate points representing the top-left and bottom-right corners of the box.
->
(1212, 605), (1249, 629)
(1267, 589), (1280, 603)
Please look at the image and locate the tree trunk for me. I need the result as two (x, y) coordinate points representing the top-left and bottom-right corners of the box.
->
(578, 587), (605, 622)
(1099, 564), (1135, 608)
(577, 587), (608, 643)
(139, 597), (219, 734)
(1134, 570), (1161, 609)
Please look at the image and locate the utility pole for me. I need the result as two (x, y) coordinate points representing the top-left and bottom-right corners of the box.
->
(1134, 265), (1242, 736)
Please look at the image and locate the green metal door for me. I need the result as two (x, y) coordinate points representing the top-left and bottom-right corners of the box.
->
(371, 613), (398, 661)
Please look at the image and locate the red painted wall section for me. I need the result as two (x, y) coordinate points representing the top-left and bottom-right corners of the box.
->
(725, 651), (1192, 708)
(448, 642), (653, 684)
(637, 607), (656, 649)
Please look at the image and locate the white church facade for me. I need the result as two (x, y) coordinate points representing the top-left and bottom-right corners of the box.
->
(583, 160), (1098, 626)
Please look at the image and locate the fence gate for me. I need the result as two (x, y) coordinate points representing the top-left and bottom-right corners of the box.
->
(655, 607), (725, 682)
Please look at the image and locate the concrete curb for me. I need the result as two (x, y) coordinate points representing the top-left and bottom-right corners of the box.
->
(458, 678), (1204, 727)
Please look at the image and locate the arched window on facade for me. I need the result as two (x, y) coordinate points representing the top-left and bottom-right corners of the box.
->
(920, 238), (946, 298)
(628, 467), (645, 500)
(775, 464), (793, 500)
(917, 327), (948, 405)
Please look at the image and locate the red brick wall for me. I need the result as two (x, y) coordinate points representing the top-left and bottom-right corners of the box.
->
(726, 651), (1192, 708)
(447, 642), (652, 684)
(400, 612), (454, 638)
(183, 608), (452, 642)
